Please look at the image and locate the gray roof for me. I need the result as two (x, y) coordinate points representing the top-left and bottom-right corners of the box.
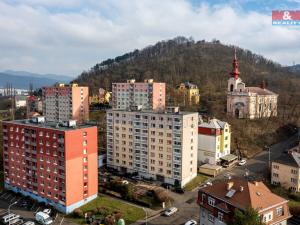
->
(247, 87), (277, 96)
(199, 118), (228, 129)
(3, 119), (96, 131)
(274, 152), (300, 168)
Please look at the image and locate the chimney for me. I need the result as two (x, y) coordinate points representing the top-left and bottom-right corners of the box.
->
(254, 181), (259, 186)
(227, 182), (234, 190)
(240, 186), (244, 192)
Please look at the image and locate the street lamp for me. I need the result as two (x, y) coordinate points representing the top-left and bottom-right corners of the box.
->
(8, 201), (18, 225)
(265, 145), (271, 170)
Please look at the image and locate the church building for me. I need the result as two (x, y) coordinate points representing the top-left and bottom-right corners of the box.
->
(227, 50), (278, 119)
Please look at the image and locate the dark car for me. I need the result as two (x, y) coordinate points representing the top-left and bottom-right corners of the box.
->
(161, 183), (172, 189)
(173, 188), (185, 194)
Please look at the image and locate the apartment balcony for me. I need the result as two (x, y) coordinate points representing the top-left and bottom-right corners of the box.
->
(31, 134), (36, 138)
(3, 129), (7, 132)
(58, 138), (64, 144)
(3, 136), (8, 140)
(58, 173), (65, 179)
(31, 158), (37, 163)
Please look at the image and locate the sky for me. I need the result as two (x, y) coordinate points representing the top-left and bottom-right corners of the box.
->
(0, 0), (300, 77)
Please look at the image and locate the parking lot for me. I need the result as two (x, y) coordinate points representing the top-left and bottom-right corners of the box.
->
(0, 190), (74, 225)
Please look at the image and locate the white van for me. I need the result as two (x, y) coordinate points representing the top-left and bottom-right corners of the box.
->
(2, 214), (20, 224)
(35, 212), (53, 225)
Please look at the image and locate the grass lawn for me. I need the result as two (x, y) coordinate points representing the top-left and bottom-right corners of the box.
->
(184, 174), (208, 191)
(68, 195), (145, 224)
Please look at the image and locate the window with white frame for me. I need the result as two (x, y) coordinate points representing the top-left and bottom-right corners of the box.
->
(208, 197), (215, 207)
(263, 211), (273, 223)
(208, 213), (214, 222)
(276, 206), (283, 216)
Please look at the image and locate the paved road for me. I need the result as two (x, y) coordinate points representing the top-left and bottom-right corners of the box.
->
(134, 130), (300, 225)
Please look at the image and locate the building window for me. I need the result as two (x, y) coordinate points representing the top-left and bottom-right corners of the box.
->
(276, 207), (283, 216)
(273, 165), (279, 169)
(208, 213), (214, 222)
(263, 211), (273, 223)
(208, 197), (215, 206)
(291, 178), (297, 183)
(218, 212), (223, 221)
(291, 169), (297, 174)
(273, 173), (279, 178)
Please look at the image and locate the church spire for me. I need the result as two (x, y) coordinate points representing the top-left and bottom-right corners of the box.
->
(230, 48), (240, 79)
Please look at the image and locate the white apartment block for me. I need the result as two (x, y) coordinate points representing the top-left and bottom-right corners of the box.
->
(111, 79), (166, 110)
(106, 107), (198, 187)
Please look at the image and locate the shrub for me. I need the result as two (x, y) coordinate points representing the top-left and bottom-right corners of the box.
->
(73, 208), (84, 218)
(290, 205), (300, 216)
(153, 188), (171, 203)
(104, 215), (115, 225)
(288, 193), (300, 201)
(97, 206), (109, 216)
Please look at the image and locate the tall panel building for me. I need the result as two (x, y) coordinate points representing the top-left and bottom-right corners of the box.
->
(2, 117), (98, 213)
(111, 79), (165, 110)
(106, 107), (198, 187)
(42, 83), (89, 123)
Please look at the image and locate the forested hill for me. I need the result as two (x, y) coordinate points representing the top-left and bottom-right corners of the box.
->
(75, 37), (299, 117)
(75, 36), (300, 156)
(75, 36), (298, 93)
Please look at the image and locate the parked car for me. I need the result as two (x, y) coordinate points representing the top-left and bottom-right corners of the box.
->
(23, 221), (35, 225)
(43, 209), (51, 215)
(161, 183), (172, 189)
(1, 214), (20, 224)
(121, 180), (129, 185)
(164, 207), (178, 216)
(206, 181), (213, 186)
(35, 212), (53, 225)
(185, 219), (197, 225)
(238, 159), (247, 166)
(173, 188), (185, 194)
(132, 175), (142, 181)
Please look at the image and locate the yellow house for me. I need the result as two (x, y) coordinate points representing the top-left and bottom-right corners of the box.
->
(177, 82), (200, 106)
(271, 151), (300, 192)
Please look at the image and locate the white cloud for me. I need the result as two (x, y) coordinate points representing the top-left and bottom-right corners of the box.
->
(0, 0), (300, 76)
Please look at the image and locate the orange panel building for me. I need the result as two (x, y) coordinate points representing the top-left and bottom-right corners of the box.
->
(2, 117), (98, 213)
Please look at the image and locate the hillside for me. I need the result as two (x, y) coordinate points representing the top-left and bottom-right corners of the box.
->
(75, 37), (300, 156)
(0, 71), (71, 89)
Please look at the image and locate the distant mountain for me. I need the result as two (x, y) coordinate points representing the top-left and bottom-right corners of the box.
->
(284, 64), (300, 73)
(0, 70), (72, 89)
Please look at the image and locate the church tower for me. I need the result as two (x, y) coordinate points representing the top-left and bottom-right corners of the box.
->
(227, 49), (245, 92)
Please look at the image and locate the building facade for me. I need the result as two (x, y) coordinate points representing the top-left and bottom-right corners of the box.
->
(198, 179), (291, 225)
(27, 95), (43, 118)
(271, 151), (300, 192)
(99, 88), (111, 104)
(106, 107), (198, 187)
(176, 82), (200, 106)
(42, 83), (89, 123)
(198, 119), (231, 165)
(227, 51), (278, 119)
(15, 95), (27, 108)
(111, 79), (165, 110)
(2, 118), (98, 213)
